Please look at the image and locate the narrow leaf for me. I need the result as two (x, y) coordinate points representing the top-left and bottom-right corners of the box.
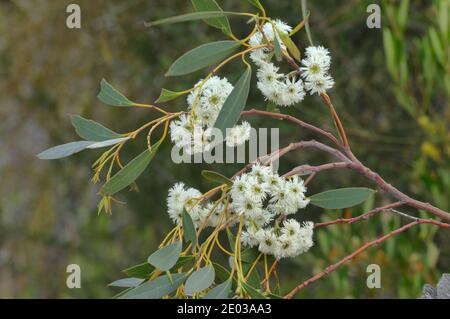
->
(213, 67), (252, 136)
(309, 187), (376, 210)
(273, 33), (283, 62)
(166, 41), (240, 77)
(182, 209), (197, 248)
(278, 32), (301, 61)
(301, 0), (314, 46)
(204, 279), (232, 299)
(71, 115), (122, 141)
(109, 278), (145, 288)
(242, 282), (266, 299)
(37, 141), (94, 160)
(98, 79), (134, 107)
(100, 141), (162, 196)
(147, 241), (182, 271)
(156, 88), (186, 103)
(184, 265), (215, 295)
(86, 137), (130, 149)
(191, 0), (232, 35)
(201, 170), (232, 186)
(145, 11), (239, 28)
(119, 273), (188, 299)
(123, 263), (155, 279)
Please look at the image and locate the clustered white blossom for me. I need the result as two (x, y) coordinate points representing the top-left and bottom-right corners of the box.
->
(170, 76), (252, 154)
(166, 163), (314, 260)
(230, 163), (313, 259)
(249, 19), (334, 106)
(167, 182), (227, 228)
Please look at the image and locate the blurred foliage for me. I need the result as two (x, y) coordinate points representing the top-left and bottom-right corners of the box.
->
(0, 0), (448, 298)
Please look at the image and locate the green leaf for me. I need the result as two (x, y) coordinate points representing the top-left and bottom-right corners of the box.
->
(201, 170), (232, 186)
(383, 29), (398, 78)
(301, 0), (314, 46)
(309, 187), (376, 210)
(204, 279), (232, 299)
(97, 79), (134, 107)
(100, 141), (162, 196)
(85, 137), (130, 149)
(241, 247), (260, 263)
(273, 33), (283, 62)
(397, 0), (409, 31)
(191, 0), (232, 35)
(123, 256), (194, 279)
(145, 11), (239, 28)
(123, 263), (155, 278)
(184, 265), (215, 295)
(242, 282), (266, 299)
(212, 262), (231, 283)
(278, 32), (301, 61)
(155, 88), (186, 103)
(166, 41), (240, 77)
(71, 115), (122, 141)
(213, 67), (252, 136)
(147, 241), (182, 271)
(37, 141), (95, 160)
(108, 278), (145, 288)
(182, 209), (197, 248)
(226, 228), (236, 252)
(119, 272), (188, 299)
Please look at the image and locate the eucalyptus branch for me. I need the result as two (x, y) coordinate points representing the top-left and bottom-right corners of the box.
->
(314, 202), (404, 229)
(285, 218), (450, 299)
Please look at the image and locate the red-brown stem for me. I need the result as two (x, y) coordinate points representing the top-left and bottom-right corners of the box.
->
(314, 202), (404, 229)
(285, 218), (450, 299)
(320, 93), (349, 147)
(346, 160), (450, 222)
(283, 162), (351, 177)
(242, 109), (343, 148)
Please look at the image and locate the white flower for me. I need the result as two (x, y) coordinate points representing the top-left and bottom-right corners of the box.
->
(245, 177), (269, 203)
(296, 221), (314, 254)
(300, 45), (334, 95)
(304, 73), (334, 95)
(267, 173), (284, 192)
(167, 183), (202, 225)
(275, 234), (298, 259)
(241, 228), (259, 248)
(257, 62), (283, 85)
(246, 209), (274, 228)
(256, 228), (278, 255)
(230, 174), (250, 201)
(170, 115), (192, 148)
(232, 196), (263, 217)
(250, 162), (273, 182)
(187, 76), (233, 124)
(305, 46), (331, 66)
(226, 121), (252, 147)
(279, 77), (305, 106)
(281, 219), (302, 237)
(300, 56), (330, 81)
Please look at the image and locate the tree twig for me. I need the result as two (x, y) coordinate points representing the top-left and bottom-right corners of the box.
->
(285, 218), (450, 298)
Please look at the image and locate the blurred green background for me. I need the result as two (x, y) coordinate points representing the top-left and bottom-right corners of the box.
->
(0, 0), (448, 298)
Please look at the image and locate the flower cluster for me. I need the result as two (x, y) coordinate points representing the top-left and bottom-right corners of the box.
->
(166, 164), (314, 260)
(170, 76), (251, 154)
(249, 20), (334, 106)
(230, 163), (313, 259)
(300, 46), (334, 95)
(167, 182), (227, 228)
